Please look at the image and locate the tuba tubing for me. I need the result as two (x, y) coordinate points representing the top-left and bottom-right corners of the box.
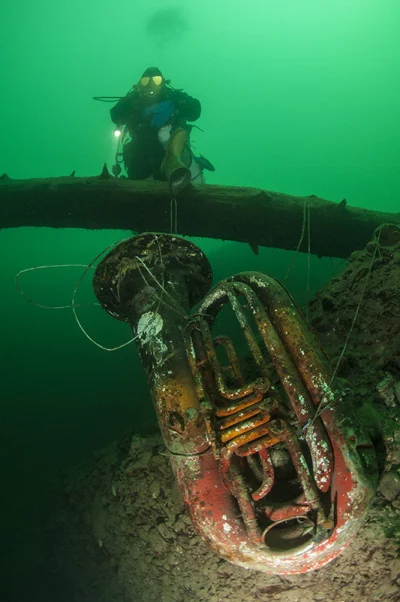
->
(93, 234), (377, 575)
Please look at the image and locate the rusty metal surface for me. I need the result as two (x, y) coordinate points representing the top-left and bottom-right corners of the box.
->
(183, 272), (377, 573)
(93, 233), (212, 455)
(93, 235), (378, 575)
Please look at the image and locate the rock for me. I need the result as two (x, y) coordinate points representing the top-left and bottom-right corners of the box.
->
(395, 381), (400, 404)
(174, 518), (188, 533)
(126, 450), (152, 471)
(379, 469), (400, 502)
(321, 295), (335, 311)
(157, 521), (173, 541)
(376, 373), (397, 407)
(149, 480), (161, 498)
(144, 527), (168, 554)
(390, 559), (400, 581)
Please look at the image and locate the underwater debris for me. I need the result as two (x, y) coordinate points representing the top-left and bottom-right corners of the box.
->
(145, 6), (190, 46)
(99, 163), (112, 179)
(248, 242), (259, 255)
(377, 373), (398, 408)
(1, 174), (399, 259)
(92, 233), (377, 575)
(379, 469), (400, 502)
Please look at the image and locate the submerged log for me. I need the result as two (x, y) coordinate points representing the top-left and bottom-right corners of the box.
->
(0, 171), (399, 258)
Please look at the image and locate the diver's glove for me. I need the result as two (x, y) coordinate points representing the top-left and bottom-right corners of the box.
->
(143, 100), (176, 128)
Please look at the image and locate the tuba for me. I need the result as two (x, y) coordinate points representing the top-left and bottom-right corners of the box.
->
(93, 233), (377, 574)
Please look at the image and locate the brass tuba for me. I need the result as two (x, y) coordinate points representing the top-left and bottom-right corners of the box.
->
(93, 233), (377, 574)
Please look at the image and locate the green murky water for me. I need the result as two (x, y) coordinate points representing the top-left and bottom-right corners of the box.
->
(0, 1), (399, 594)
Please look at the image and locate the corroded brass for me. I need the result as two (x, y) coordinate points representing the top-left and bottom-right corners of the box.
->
(93, 234), (378, 574)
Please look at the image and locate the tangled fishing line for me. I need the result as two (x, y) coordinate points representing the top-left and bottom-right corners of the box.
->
(15, 235), (189, 352)
(15, 240), (135, 352)
(16, 259), (131, 352)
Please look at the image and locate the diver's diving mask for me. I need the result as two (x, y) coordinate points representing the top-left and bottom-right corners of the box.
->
(140, 75), (163, 88)
(139, 74), (164, 98)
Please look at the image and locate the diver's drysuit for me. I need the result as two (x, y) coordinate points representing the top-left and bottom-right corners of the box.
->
(110, 86), (203, 182)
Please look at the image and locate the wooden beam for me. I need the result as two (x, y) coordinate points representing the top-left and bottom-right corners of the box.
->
(0, 169), (399, 258)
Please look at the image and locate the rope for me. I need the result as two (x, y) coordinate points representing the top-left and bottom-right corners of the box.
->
(170, 197), (178, 234)
(306, 198), (311, 321)
(284, 196), (310, 284)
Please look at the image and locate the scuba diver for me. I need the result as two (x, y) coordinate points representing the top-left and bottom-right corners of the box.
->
(110, 67), (214, 194)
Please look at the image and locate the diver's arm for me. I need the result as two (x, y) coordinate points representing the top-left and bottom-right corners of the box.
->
(172, 91), (201, 122)
(110, 90), (140, 125)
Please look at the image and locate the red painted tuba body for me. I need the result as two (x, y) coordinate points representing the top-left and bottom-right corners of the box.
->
(93, 233), (377, 574)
